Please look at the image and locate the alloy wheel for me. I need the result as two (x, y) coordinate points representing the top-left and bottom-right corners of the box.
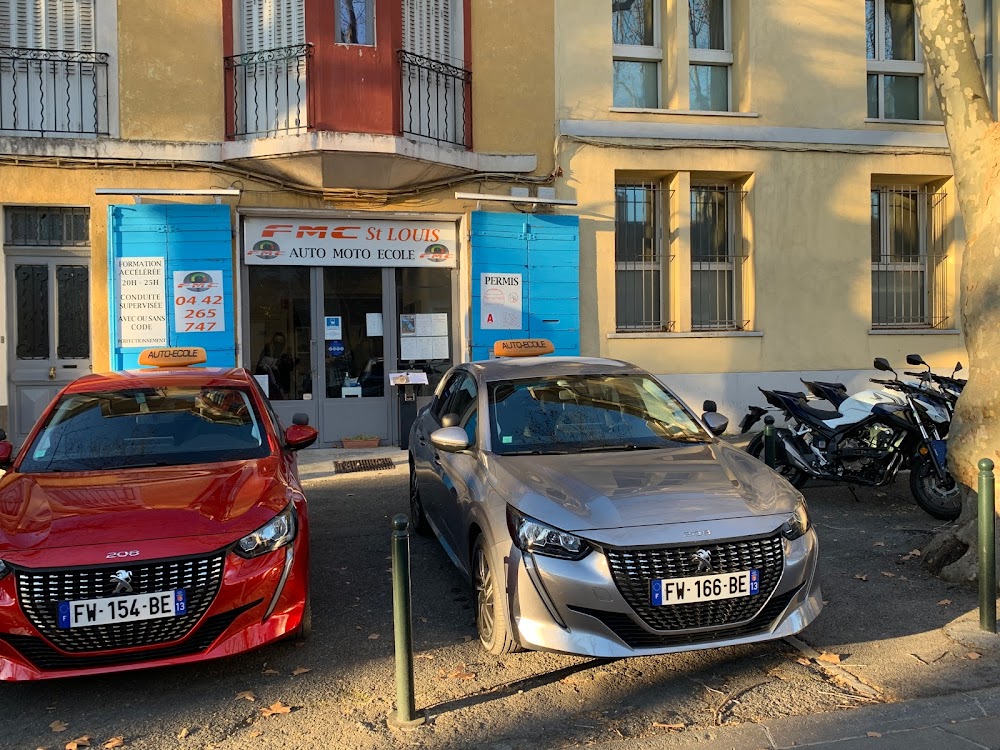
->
(473, 546), (495, 642)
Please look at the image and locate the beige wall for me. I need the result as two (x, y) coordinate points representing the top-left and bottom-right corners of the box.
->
(471, 0), (555, 173)
(117, 0), (225, 142)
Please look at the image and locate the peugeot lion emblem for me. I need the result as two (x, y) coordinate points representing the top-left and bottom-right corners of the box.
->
(110, 570), (133, 595)
(690, 549), (713, 573)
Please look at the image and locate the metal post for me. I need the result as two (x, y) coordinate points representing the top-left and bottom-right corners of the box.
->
(763, 416), (776, 469)
(387, 514), (425, 728)
(978, 459), (997, 634)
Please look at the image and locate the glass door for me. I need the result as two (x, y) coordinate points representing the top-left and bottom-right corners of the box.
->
(395, 267), (454, 413)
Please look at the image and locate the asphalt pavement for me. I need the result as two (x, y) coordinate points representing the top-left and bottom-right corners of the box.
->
(296, 441), (1000, 750)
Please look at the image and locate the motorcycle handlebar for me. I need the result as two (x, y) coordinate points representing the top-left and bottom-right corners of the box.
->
(869, 378), (897, 385)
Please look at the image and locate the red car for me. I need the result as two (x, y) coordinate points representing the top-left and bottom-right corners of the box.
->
(0, 348), (317, 681)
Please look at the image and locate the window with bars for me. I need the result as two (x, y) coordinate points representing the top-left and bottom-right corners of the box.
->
(612, 0), (660, 108)
(866, 0), (922, 120)
(871, 186), (948, 328)
(6, 206), (89, 246)
(690, 185), (748, 330)
(615, 183), (670, 331)
(689, 0), (732, 112)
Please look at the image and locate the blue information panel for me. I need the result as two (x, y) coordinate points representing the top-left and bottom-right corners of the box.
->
(108, 205), (236, 370)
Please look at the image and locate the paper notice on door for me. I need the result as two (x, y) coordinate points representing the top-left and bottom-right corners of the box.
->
(400, 336), (446, 360)
(117, 256), (167, 347)
(366, 312), (383, 337)
(431, 335), (450, 359)
(430, 313), (448, 336)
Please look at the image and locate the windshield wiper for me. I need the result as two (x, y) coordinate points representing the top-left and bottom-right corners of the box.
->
(575, 444), (661, 453)
(500, 449), (570, 456)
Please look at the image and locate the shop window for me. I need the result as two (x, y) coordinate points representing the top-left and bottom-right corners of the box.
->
(248, 266), (312, 400)
(871, 185), (949, 328)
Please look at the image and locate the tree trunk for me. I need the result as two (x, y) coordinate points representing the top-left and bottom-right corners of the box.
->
(913, 0), (1000, 584)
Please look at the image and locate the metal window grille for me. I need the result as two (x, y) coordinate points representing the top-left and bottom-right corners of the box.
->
(5, 206), (89, 246)
(615, 183), (672, 331)
(690, 185), (749, 330)
(871, 186), (948, 328)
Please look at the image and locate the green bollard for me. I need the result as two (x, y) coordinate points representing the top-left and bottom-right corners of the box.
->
(387, 514), (425, 728)
(978, 459), (997, 634)
(763, 416), (776, 469)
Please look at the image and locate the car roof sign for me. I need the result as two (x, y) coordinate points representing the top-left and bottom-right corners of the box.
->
(138, 347), (208, 367)
(492, 339), (555, 357)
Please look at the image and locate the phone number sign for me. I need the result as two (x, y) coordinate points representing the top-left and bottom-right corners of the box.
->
(173, 270), (226, 333)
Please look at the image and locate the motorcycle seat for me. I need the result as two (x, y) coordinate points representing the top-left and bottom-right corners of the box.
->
(806, 379), (846, 392)
(797, 402), (843, 422)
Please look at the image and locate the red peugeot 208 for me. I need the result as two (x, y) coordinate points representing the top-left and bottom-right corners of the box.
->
(0, 348), (316, 680)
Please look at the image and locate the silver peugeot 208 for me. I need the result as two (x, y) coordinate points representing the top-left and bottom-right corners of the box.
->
(408, 345), (821, 657)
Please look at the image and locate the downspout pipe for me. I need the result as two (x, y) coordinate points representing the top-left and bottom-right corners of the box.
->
(987, 0), (996, 117)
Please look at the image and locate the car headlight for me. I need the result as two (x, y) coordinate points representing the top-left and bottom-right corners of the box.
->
(781, 500), (811, 540)
(506, 506), (591, 561)
(234, 506), (297, 559)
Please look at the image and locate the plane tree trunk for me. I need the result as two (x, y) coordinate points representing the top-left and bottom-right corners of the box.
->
(913, 0), (1000, 584)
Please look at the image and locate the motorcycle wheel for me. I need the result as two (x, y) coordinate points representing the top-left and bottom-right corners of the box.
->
(746, 433), (809, 489)
(909, 455), (961, 521)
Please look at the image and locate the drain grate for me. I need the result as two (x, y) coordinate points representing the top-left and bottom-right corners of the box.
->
(334, 458), (396, 474)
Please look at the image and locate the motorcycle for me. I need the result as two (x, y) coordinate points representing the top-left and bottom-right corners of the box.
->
(740, 357), (960, 520)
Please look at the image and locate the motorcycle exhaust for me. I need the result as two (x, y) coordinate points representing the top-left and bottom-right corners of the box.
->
(780, 436), (819, 476)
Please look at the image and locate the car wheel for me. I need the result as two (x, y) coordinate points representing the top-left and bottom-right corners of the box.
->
(747, 433), (809, 489)
(472, 534), (521, 655)
(409, 461), (431, 536)
(294, 591), (312, 642)
(909, 455), (961, 521)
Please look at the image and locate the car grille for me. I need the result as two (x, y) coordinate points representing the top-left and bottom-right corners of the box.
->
(603, 533), (785, 632)
(570, 586), (801, 649)
(13, 552), (225, 653)
(0, 601), (260, 671)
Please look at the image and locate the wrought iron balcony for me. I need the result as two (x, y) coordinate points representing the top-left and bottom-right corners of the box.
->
(225, 43), (313, 139)
(0, 46), (110, 136)
(398, 50), (471, 149)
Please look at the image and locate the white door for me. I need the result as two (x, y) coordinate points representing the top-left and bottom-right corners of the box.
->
(6, 256), (92, 445)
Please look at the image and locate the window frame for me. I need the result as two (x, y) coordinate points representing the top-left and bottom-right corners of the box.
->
(690, 182), (748, 331)
(612, 0), (662, 109)
(614, 182), (671, 332)
(688, 0), (733, 112)
(336, 0), (376, 46)
(866, 0), (924, 121)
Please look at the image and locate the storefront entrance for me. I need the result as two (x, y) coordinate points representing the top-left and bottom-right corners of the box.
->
(243, 222), (457, 447)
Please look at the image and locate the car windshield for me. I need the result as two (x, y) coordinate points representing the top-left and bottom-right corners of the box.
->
(487, 373), (710, 455)
(19, 386), (271, 472)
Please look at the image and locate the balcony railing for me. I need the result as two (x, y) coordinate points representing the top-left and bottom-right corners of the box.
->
(398, 50), (471, 149)
(225, 43), (312, 139)
(0, 46), (110, 136)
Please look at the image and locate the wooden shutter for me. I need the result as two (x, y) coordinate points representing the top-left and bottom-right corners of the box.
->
(403, 0), (453, 62)
(0, 0), (94, 49)
(239, 0), (305, 52)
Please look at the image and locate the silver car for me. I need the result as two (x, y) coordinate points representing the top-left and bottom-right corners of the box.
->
(408, 355), (822, 657)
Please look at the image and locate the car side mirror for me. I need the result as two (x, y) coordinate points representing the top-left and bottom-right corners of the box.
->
(0, 441), (13, 469)
(430, 426), (470, 453)
(284, 424), (318, 451)
(905, 354), (926, 367)
(292, 412), (309, 426)
(702, 412), (728, 437)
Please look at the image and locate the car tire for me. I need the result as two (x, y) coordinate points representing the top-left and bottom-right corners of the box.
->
(909, 455), (962, 521)
(408, 461), (431, 536)
(472, 534), (522, 656)
(747, 433), (809, 489)
(294, 591), (312, 642)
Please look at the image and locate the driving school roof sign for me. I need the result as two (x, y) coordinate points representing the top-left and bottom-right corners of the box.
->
(243, 217), (457, 268)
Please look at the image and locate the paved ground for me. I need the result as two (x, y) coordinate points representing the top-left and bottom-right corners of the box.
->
(9, 442), (1000, 750)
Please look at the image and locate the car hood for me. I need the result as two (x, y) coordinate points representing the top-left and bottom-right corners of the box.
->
(0, 458), (290, 551)
(489, 441), (800, 533)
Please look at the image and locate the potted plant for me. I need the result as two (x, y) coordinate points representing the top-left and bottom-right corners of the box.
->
(341, 433), (380, 449)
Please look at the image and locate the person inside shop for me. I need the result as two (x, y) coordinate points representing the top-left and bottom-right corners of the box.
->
(256, 332), (297, 399)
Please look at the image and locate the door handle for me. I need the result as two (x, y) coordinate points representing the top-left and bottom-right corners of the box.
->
(48, 367), (56, 380)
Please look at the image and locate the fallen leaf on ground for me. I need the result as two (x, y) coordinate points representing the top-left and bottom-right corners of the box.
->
(795, 657), (811, 666)
(102, 738), (124, 749)
(235, 691), (256, 702)
(65, 738), (90, 750)
(368, 633), (380, 640)
(415, 653), (435, 660)
(447, 665), (476, 680)
(854, 574), (869, 581)
(881, 572), (896, 578)
(50, 721), (68, 733)
(873, 542), (886, 547)
(262, 669), (279, 675)
(909, 549), (922, 556)
(176, 728), (189, 740)
(867, 731), (882, 738)
(291, 667), (311, 676)
(652, 722), (685, 730)
(938, 599), (952, 606)
(260, 701), (292, 717)
(817, 652), (842, 664)
(247, 730), (262, 739)
(968, 652), (982, 660)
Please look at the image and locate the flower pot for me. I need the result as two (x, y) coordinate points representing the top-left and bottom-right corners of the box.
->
(341, 438), (380, 449)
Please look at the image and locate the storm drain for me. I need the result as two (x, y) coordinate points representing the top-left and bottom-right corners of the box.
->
(334, 458), (395, 474)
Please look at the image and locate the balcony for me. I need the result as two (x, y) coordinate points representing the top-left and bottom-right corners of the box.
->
(0, 46), (110, 136)
(398, 50), (472, 149)
(224, 43), (313, 140)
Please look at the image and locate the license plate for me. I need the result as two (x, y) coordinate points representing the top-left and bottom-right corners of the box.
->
(650, 570), (759, 606)
(57, 590), (188, 629)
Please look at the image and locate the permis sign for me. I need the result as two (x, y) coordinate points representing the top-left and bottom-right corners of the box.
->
(243, 217), (457, 268)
